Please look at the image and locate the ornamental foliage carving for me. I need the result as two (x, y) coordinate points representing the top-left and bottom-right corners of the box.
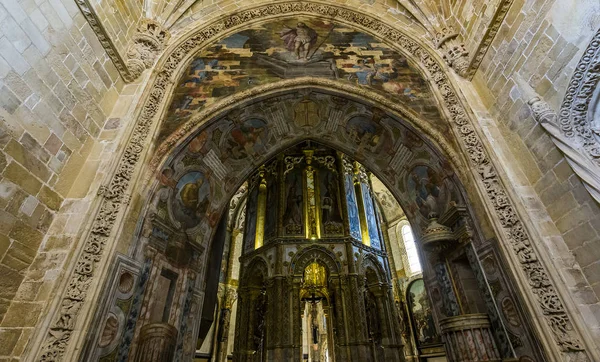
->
(37, 2), (589, 361)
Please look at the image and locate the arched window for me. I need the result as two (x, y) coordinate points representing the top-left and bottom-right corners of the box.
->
(401, 225), (421, 274)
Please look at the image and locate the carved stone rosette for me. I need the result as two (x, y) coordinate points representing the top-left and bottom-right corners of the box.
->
(433, 27), (470, 78)
(126, 19), (170, 80)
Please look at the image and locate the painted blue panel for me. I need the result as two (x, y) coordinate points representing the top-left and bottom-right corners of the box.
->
(362, 183), (381, 249)
(344, 174), (361, 240)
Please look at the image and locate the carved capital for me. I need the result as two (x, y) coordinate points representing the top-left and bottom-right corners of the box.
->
(433, 26), (470, 78)
(126, 19), (170, 80)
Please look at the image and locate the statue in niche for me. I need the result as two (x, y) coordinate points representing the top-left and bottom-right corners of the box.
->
(280, 22), (318, 61)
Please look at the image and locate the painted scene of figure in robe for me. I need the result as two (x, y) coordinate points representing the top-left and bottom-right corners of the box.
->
(171, 171), (211, 229)
(407, 279), (441, 346)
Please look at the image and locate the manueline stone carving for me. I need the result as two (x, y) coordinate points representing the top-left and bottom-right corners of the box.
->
(433, 27), (469, 78)
(126, 19), (170, 80)
(37, 2), (589, 361)
(529, 96), (600, 203)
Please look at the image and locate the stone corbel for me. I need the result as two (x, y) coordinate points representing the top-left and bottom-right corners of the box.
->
(126, 19), (171, 81)
(433, 27), (470, 78)
(528, 96), (600, 204)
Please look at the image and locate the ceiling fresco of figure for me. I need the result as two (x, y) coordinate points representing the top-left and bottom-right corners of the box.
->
(149, 90), (461, 247)
(158, 16), (444, 145)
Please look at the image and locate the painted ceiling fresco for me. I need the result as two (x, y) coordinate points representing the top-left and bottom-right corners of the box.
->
(150, 91), (460, 247)
(159, 17), (443, 145)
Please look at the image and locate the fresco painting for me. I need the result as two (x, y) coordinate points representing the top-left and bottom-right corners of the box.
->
(223, 118), (270, 160)
(171, 171), (211, 229)
(406, 165), (450, 219)
(407, 279), (441, 346)
(160, 17), (440, 144)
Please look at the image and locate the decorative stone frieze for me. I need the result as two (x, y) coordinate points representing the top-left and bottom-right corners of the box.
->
(528, 96), (600, 203)
(433, 27), (470, 78)
(35, 2), (590, 361)
(126, 19), (171, 81)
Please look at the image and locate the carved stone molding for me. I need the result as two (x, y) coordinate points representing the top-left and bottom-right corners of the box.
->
(558, 28), (600, 170)
(433, 27), (470, 78)
(529, 96), (600, 203)
(71, 0), (136, 82)
(464, 0), (515, 79)
(126, 19), (171, 81)
(36, 2), (589, 361)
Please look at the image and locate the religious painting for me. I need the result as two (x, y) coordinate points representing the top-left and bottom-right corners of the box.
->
(171, 171), (210, 229)
(361, 183), (382, 249)
(319, 168), (343, 236)
(282, 168), (304, 236)
(243, 184), (258, 253)
(264, 170), (279, 240)
(406, 165), (449, 219)
(223, 118), (269, 160)
(344, 173), (362, 240)
(159, 17), (442, 145)
(345, 115), (384, 153)
(407, 279), (441, 346)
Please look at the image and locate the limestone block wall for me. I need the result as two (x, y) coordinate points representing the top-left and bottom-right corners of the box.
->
(0, 0), (142, 357)
(466, 0), (600, 341)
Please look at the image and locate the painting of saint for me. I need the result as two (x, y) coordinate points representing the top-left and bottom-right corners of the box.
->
(345, 115), (383, 151)
(407, 166), (448, 218)
(225, 118), (269, 160)
(280, 22), (318, 61)
(361, 183), (381, 249)
(344, 173), (362, 240)
(264, 173), (278, 240)
(283, 169), (303, 235)
(243, 185), (258, 253)
(407, 279), (441, 346)
(320, 170), (343, 235)
(172, 172), (211, 229)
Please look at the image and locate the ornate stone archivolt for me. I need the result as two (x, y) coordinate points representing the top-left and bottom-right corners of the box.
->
(36, 2), (590, 361)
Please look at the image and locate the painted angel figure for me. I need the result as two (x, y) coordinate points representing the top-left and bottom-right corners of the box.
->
(280, 22), (318, 61)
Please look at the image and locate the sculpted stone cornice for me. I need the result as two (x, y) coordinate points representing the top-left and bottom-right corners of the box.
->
(35, 2), (591, 361)
(558, 28), (600, 171)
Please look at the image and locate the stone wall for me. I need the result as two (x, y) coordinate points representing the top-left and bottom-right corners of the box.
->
(0, 0), (142, 357)
(466, 0), (600, 340)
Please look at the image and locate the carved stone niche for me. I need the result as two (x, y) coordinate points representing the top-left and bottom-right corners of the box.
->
(126, 19), (170, 80)
(421, 203), (473, 259)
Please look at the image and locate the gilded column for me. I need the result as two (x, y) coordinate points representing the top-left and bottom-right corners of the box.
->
(255, 166), (267, 249)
